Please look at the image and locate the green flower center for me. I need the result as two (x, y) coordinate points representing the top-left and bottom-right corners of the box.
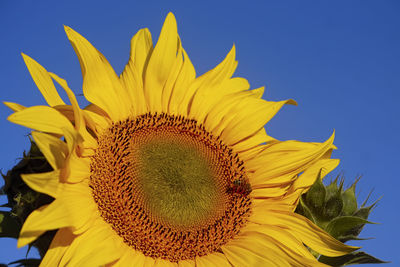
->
(137, 140), (221, 228)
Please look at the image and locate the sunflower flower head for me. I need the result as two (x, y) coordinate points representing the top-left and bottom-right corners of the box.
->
(5, 12), (358, 266)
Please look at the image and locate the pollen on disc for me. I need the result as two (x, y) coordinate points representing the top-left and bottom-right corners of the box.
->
(89, 112), (252, 262)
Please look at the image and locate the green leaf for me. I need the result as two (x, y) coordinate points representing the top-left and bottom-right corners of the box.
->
(325, 216), (371, 239)
(9, 258), (41, 267)
(0, 211), (20, 238)
(318, 251), (388, 266)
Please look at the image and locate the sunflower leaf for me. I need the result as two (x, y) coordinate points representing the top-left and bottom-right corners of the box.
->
(0, 211), (20, 238)
(8, 258), (41, 267)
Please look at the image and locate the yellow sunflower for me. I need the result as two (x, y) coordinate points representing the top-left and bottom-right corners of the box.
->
(6, 13), (357, 266)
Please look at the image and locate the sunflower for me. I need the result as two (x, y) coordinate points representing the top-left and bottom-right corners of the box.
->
(6, 13), (357, 266)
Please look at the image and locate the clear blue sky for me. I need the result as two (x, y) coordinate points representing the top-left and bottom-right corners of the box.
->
(0, 0), (398, 266)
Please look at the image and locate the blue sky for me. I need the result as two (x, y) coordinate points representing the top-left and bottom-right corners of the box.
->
(0, 0), (399, 265)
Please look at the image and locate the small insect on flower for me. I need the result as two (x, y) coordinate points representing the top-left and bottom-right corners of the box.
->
(228, 178), (252, 196)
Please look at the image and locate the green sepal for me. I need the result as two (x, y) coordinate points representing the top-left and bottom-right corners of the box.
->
(296, 197), (316, 223)
(0, 211), (20, 238)
(323, 191), (344, 220)
(8, 258), (41, 267)
(325, 216), (371, 239)
(341, 180), (358, 216)
(305, 175), (326, 213)
(325, 176), (341, 200)
(318, 251), (389, 266)
(354, 197), (380, 220)
(337, 234), (372, 243)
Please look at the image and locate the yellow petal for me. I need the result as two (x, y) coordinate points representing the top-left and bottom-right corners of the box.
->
(252, 86), (265, 99)
(221, 98), (296, 145)
(179, 45), (236, 117)
(168, 49), (196, 115)
(83, 104), (110, 130)
(60, 221), (121, 266)
(293, 153), (339, 190)
(239, 139), (267, 162)
(190, 77), (249, 123)
(48, 75), (81, 130)
(196, 252), (231, 267)
(243, 223), (316, 261)
(154, 258), (178, 267)
(8, 105), (74, 134)
(114, 247), (147, 267)
(128, 28), (153, 79)
(65, 153), (91, 183)
(221, 238), (286, 267)
(250, 184), (291, 198)
(21, 170), (60, 198)
(50, 73), (98, 150)
(3, 101), (26, 112)
(178, 259), (195, 267)
(251, 210), (359, 257)
(252, 198), (294, 213)
(238, 230), (327, 267)
(18, 200), (72, 248)
(64, 26), (130, 121)
(161, 42), (184, 113)
(21, 53), (65, 106)
(204, 87), (264, 134)
(60, 182), (96, 234)
(120, 28), (153, 116)
(55, 103), (110, 138)
(31, 131), (67, 170)
(247, 133), (335, 181)
(233, 128), (268, 154)
(40, 228), (75, 267)
(144, 12), (179, 113)
(194, 45), (237, 89)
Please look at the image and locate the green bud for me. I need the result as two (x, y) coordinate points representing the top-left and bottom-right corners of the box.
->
(295, 173), (386, 265)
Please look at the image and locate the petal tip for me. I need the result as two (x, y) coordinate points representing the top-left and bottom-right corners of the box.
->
(16, 239), (25, 249)
(63, 25), (77, 39)
(287, 99), (297, 106)
(21, 52), (29, 60)
(63, 25), (71, 32)
(166, 12), (177, 21)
